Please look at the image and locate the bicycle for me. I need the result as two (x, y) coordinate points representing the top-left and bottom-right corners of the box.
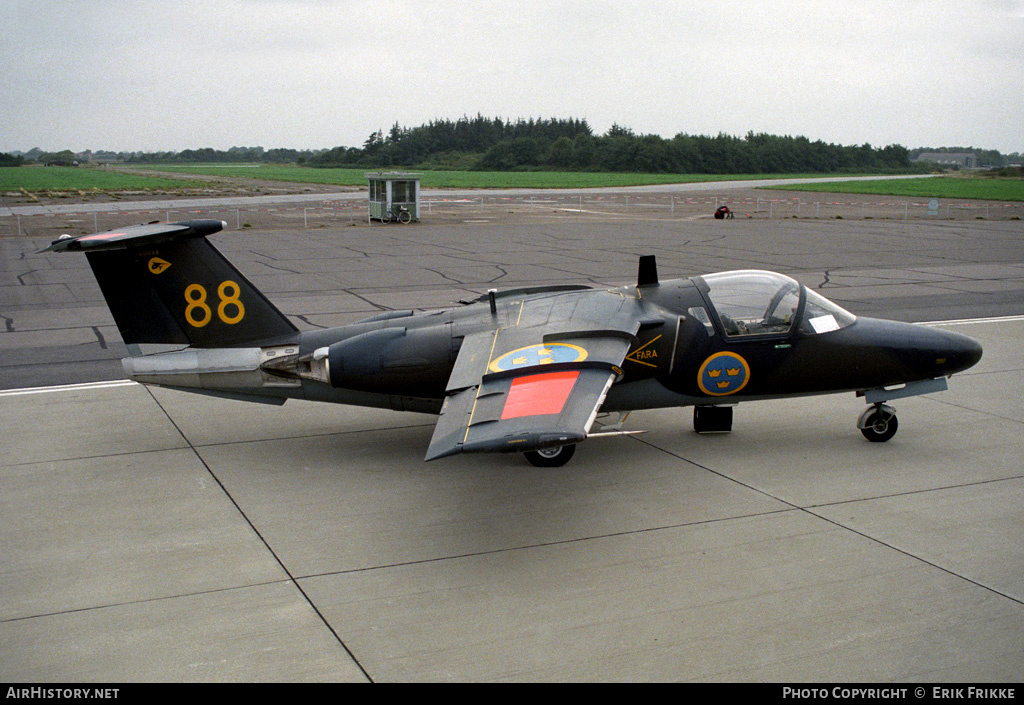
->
(381, 205), (413, 224)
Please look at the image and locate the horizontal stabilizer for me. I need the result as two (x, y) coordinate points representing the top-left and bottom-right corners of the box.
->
(42, 220), (226, 253)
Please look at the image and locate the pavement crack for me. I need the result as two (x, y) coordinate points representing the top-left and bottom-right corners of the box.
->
(427, 268), (466, 285)
(91, 326), (108, 349)
(255, 261), (301, 274)
(343, 289), (390, 311)
(294, 314), (326, 330)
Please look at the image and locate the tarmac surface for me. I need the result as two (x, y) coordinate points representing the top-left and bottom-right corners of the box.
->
(1, 189), (1023, 682)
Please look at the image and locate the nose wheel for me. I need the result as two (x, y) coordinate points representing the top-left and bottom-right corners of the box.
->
(858, 403), (898, 442)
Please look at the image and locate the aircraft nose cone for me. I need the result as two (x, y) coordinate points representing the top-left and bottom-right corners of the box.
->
(848, 318), (983, 386)
(936, 328), (983, 376)
(893, 321), (983, 378)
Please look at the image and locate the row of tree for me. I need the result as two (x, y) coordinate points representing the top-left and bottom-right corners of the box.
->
(128, 146), (310, 164)
(311, 116), (595, 169)
(479, 130), (913, 174)
(2, 146), (312, 166)
(5, 115), (1020, 174)
(307, 116), (918, 174)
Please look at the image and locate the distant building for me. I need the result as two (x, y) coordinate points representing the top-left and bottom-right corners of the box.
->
(914, 152), (978, 168)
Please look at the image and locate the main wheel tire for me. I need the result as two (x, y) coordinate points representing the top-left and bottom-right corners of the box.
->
(524, 444), (576, 467)
(398, 210), (412, 223)
(861, 408), (898, 442)
(694, 405), (733, 434)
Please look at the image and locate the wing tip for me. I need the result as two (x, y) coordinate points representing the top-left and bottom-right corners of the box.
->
(424, 445), (461, 462)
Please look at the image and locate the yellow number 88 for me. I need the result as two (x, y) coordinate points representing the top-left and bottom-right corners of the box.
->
(183, 281), (245, 327)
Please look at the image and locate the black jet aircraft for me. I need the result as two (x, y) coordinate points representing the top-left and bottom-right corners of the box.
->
(44, 219), (983, 466)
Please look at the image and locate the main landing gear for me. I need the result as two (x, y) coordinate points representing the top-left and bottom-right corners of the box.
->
(693, 405), (733, 434)
(524, 443), (577, 467)
(858, 403), (899, 442)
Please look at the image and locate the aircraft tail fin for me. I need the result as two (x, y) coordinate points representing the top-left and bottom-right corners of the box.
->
(44, 220), (298, 348)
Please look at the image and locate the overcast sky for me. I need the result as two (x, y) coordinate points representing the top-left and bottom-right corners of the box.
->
(2, 0), (1022, 154)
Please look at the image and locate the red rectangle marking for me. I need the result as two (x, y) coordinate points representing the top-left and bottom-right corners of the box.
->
(501, 370), (580, 420)
(78, 232), (126, 241)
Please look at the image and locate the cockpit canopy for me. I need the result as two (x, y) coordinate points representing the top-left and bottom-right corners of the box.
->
(697, 270), (856, 338)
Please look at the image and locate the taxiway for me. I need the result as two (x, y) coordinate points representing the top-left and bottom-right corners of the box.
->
(1, 200), (1022, 681)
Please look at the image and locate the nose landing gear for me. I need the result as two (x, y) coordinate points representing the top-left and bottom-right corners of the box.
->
(858, 403), (898, 442)
(855, 378), (951, 442)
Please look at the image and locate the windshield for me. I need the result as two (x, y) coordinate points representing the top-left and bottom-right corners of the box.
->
(799, 288), (857, 334)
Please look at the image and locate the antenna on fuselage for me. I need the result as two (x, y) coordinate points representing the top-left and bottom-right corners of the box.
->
(637, 255), (659, 287)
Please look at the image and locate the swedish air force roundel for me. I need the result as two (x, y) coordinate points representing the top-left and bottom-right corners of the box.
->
(698, 351), (750, 396)
(488, 343), (588, 373)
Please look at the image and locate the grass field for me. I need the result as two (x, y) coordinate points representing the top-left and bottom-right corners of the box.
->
(8, 164), (783, 192)
(0, 166), (191, 192)
(772, 176), (1024, 202)
(6, 165), (1022, 202)
(129, 165), (856, 189)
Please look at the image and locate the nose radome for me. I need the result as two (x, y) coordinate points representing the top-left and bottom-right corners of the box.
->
(854, 318), (984, 383)
(935, 328), (983, 376)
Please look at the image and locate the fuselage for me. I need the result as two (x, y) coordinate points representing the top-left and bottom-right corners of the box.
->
(217, 271), (982, 414)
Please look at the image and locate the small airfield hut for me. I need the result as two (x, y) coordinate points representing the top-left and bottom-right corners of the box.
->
(367, 172), (421, 223)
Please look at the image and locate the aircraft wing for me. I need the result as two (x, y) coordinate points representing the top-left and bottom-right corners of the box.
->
(425, 290), (642, 460)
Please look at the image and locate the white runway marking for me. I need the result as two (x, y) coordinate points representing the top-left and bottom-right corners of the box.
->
(919, 314), (1024, 326)
(0, 379), (137, 398)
